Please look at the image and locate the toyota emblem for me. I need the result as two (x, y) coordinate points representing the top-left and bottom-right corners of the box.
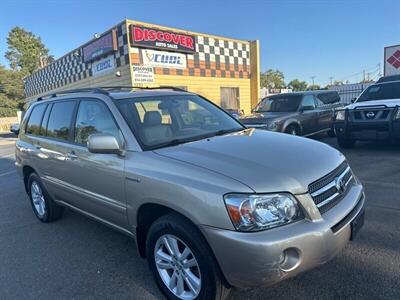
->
(335, 177), (346, 194)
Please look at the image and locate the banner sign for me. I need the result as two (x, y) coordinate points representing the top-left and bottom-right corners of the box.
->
(92, 55), (115, 77)
(130, 25), (196, 54)
(83, 30), (117, 62)
(141, 49), (187, 69)
(133, 66), (155, 84)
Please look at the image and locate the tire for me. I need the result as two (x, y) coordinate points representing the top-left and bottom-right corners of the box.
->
(285, 124), (300, 136)
(146, 213), (230, 300)
(327, 128), (336, 137)
(337, 137), (356, 149)
(27, 173), (64, 222)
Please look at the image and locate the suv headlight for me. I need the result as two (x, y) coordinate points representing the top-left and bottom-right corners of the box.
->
(224, 193), (304, 232)
(395, 108), (400, 120)
(267, 121), (278, 130)
(335, 110), (346, 121)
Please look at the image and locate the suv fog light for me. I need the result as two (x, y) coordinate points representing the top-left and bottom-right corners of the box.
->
(279, 248), (301, 272)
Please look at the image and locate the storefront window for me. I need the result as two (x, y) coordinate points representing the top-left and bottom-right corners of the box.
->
(220, 87), (240, 110)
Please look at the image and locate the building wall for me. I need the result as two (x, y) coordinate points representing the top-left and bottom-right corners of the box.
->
(127, 20), (258, 113)
(24, 19), (260, 114)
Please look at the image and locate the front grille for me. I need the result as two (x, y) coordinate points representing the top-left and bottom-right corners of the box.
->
(350, 108), (394, 121)
(309, 161), (353, 213)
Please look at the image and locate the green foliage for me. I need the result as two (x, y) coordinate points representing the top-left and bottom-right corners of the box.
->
(0, 65), (25, 117)
(5, 26), (52, 75)
(307, 84), (321, 90)
(260, 69), (285, 89)
(288, 79), (308, 91)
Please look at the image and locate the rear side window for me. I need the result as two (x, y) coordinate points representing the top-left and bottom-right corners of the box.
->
(26, 104), (47, 135)
(46, 101), (76, 141)
(74, 100), (119, 144)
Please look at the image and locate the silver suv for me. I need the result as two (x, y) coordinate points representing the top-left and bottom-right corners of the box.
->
(16, 87), (365, 300)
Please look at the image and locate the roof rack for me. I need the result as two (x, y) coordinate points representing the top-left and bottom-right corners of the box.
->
(100, 86), (188, 92)
(37, 88), (109, 101)
(36, 86), (188, 101)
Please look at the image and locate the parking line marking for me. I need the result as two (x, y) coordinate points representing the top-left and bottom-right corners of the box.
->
(0, 154), (15, 158)
(0, 170), (16, 177)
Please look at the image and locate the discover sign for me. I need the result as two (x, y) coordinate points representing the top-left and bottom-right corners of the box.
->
(130, 25), (195, 54)
(142, 49), (187, 69)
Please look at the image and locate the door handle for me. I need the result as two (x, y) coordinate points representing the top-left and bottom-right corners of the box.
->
(65, 152), (78, 160)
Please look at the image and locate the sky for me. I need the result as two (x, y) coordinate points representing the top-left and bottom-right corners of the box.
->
(0, 0), (399, 86)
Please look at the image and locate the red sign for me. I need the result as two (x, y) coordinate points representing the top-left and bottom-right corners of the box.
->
(130, 25), (196, 54)
(387, 50), (400, 69)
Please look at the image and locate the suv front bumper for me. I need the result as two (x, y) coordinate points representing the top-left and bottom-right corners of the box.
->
(200, 184), (364, 288)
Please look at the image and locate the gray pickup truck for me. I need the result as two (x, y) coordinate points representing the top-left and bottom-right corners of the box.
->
(240, 90), (342, 137)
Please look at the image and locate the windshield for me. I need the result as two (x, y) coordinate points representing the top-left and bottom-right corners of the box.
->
(255, 95), (302, 112)
(116, 95), (244, 150)
(357, 82), (400, 102)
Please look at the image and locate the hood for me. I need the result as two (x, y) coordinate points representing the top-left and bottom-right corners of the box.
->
(240, 112), (295, 124)
(347, 98), (400, 109)
(155, 129), (345, 194)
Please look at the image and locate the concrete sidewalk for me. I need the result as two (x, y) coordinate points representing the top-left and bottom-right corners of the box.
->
(0, 133), (17, 146)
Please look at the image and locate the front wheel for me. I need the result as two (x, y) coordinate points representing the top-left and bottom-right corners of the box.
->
(285, 125), (300, 136)
(146, 213), (230, 300)
(337, 137), (356, 149)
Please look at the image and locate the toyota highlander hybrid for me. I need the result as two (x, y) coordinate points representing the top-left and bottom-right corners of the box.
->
(15, 87), (365, 300)
(335, 77), (400, 148)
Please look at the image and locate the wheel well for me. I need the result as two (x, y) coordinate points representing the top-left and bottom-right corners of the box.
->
(22, 166), (36, 193)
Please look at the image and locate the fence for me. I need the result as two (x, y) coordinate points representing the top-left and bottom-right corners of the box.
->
(329, 82), (374, 105)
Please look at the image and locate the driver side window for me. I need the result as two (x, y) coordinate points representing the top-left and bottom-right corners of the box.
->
(302, 95), (316, 109)
(74, 100), (119, 145)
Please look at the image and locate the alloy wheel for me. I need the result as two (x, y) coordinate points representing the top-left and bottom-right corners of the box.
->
(154, 234), (201, 299)
(31, 181), (46, 217)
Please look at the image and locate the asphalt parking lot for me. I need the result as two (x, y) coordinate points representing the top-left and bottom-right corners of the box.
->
(0, 132), (399, 300)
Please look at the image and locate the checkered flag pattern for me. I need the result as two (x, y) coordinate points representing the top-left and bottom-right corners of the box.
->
(24, 22), (129, 98)
(131, 34), (251, 79)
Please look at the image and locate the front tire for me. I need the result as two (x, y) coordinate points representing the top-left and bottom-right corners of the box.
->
(27, 173), (64, 222)
(285, 124), (300, 136)
(337, 137), (356, 149)
(146, 213), (230, 300)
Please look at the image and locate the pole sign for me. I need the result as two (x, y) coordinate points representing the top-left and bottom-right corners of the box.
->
(92, 55), (115, 77)
(83, 30), (117, 63)
(141, 49), (187, 69)
(384, 44), (400, 76)
(132, 66), (155, 84)
(130, 25), (196, 54)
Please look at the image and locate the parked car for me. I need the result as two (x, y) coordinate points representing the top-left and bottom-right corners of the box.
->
(240, 90), (342, 137)
(335, 77), (400, 148)
(9, 123), (20, 135)
(16, 87), (364, 300)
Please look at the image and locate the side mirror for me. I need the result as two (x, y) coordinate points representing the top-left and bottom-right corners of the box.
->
(351, 97), (357, 103)
(87, 134), (121, 154)
(300, 105), (314, 112)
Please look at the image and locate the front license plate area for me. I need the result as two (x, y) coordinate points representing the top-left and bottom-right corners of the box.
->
(350, 209), (365, 240)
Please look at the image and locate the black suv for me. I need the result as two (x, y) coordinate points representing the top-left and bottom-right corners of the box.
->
(334, 77), (400, 148)
(240, 90), (342, 137)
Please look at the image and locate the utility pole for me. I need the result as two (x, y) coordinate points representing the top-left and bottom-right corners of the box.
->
(329, 76), (333, 86)
(310, 76), (316, 89)
(362, 69), (365, 83)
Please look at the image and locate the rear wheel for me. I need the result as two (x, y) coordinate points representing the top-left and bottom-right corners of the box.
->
(285, 125), (300, 136)
(337, 137), (356, 149)
(27, 173), (64, 222)
(327, 127), (336, 137)
(146, 213), (230, 300)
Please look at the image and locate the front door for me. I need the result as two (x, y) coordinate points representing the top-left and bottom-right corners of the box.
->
(65, 99), (127, 228)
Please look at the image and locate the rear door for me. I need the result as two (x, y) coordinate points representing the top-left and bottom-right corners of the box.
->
(315, 93), (337, 131)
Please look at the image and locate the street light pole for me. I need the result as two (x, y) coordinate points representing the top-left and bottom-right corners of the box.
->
(310, 76), (316, 89)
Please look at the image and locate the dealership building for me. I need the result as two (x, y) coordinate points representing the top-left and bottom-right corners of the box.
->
(24, 19), (260, 113)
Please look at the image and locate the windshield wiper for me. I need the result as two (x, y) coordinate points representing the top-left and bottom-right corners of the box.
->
(212, 128), (244, 137)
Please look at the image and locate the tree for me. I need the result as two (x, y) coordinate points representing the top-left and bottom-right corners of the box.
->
(288, 79), (308, 91)
(260, 69), (285, 89)
(0, 65), (26, 117)
(307, 84), (321, 90)
(5, 26), (52, 75)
